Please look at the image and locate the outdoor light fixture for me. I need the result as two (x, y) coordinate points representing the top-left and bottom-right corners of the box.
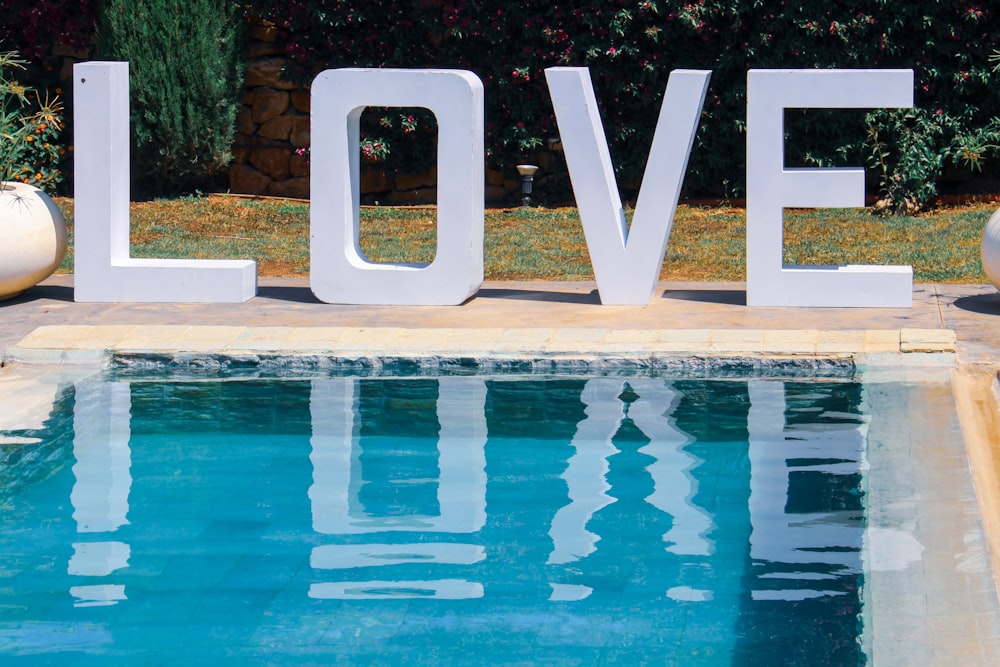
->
(516, 164), (539, 208)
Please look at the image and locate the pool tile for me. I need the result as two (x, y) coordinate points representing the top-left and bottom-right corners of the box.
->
(5, 347), (68, 364)
(283, 327), (349, 351)
(900, 328), (958, 353)
(68, 325), (139, 350)
(227, 327), (298, 352)
(651, 329), (712, 353)
(61, 348), (108, 365)
(115, 325), (193, 351)
(865, 329), (902, 353)
(708, 329), (766, 353)
(545, 328), (610, 352)
(490, 328), (554, 353)
(15, 325), (94, 348)
(762, 329), (819, 355)
(817, 330), (866, 354)
(173, 326), (247, 351)
(333, 327), (405, 352)
(384, 328), (455, 354)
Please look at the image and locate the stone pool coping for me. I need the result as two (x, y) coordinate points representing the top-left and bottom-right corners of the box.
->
(1, 324), (959, 367)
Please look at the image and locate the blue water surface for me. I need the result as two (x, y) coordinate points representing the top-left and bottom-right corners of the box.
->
(0, 374), (866, 665)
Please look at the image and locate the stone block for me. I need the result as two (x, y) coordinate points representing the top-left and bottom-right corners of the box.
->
(360, 168), (392, 194)
(229, 164), (271, 195)
(249, 146), (291, 181)
(246, 58), (296, 90)
(485, 185), (509, 204)
(386, 187), (437, 206)
(486, 168), (505, 187)
(258, 115), (293, 141)
(59, 58), (75, 81)
(394, 167), (437, 190)
(537, 150), (561, 171)
(268, 177), (309, 199)
(290, 115), (310, 146)
(249, 23), (279, 42)
(231, 145), (250, 164)
(249, 134), (284, 147)
(236, 105), (257, 136)
(53, 42), (90, 59)
(250, 88), (289, 123)
(289, 152), (310, 178)
(291, 90), (311, 113)
(249, 41), (281, 58)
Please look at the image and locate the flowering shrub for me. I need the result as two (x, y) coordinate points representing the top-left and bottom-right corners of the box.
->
(248, 0), (1000, 210)
(0, 1), (96, 194)
(0, 0), (99, 62)
(0, 52), (65, 192)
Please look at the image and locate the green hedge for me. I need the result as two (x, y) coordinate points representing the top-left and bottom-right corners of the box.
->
(98, 0), (245, 196)
(6, 1), (1000, 206)
(253, 0), (1000, 210)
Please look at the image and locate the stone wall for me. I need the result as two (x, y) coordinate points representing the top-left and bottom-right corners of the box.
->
(228, 18), (563, 205)
(228, 20), (311, 199)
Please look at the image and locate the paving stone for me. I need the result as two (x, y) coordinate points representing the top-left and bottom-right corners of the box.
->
(865, 330), (902, 353)
(817, 330), (867, 354)
(708, 329), (766, 354)
(762, 329), (819, 355)
(901, 328), (958, 353)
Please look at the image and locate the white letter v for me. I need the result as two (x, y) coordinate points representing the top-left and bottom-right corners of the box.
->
(545, 67), (710, 305)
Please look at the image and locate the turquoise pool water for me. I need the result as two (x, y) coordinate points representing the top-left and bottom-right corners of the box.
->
(1, 374), (867, 665)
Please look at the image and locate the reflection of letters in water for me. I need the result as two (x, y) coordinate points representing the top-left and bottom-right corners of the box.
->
(58, 375), (865, 605)
(747, 380), (865, 601)
(69, 381), (132, 607)
(308, 377), (488, 600)
(306, 376), (863, 603)
(547, 378), (713, 568)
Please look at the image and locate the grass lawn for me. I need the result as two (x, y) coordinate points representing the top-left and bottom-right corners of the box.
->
(53, 195), (996, 283)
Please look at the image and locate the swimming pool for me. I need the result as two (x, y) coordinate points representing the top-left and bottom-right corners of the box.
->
(1, 368), (998, 665)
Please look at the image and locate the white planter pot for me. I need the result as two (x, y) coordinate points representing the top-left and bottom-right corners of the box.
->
(983, 209), (1000, 291)
(0, 182), (68, 301)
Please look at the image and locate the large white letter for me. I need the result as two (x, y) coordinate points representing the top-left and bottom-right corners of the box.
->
(546, 67), (710, 305)
(73, 62), (257, 303)
(746, 69), (913, 307)
(310, 69), (484, 305)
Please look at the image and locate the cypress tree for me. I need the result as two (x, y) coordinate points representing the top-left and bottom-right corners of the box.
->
(99, 0), (244, 195)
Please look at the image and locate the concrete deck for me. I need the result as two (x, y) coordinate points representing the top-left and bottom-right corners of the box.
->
(1, 275), (998, 366)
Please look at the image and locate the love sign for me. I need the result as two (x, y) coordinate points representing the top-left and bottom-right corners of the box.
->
(73, 62), (913, 308)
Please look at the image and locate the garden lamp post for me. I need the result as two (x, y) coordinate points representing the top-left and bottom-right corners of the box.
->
(516, 164), (539, 208)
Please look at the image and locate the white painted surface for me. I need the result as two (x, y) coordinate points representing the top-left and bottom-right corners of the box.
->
(546, 67), (710, 305)
(72, 62), (256, 303)
(981, 208), (1000, 289)
(0, 183), (67, 300)
(310, 68), (484, 305)
(746, 69), (914, 307)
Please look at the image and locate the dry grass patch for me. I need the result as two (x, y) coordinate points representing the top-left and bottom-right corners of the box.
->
(53, 196), (995, 283)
